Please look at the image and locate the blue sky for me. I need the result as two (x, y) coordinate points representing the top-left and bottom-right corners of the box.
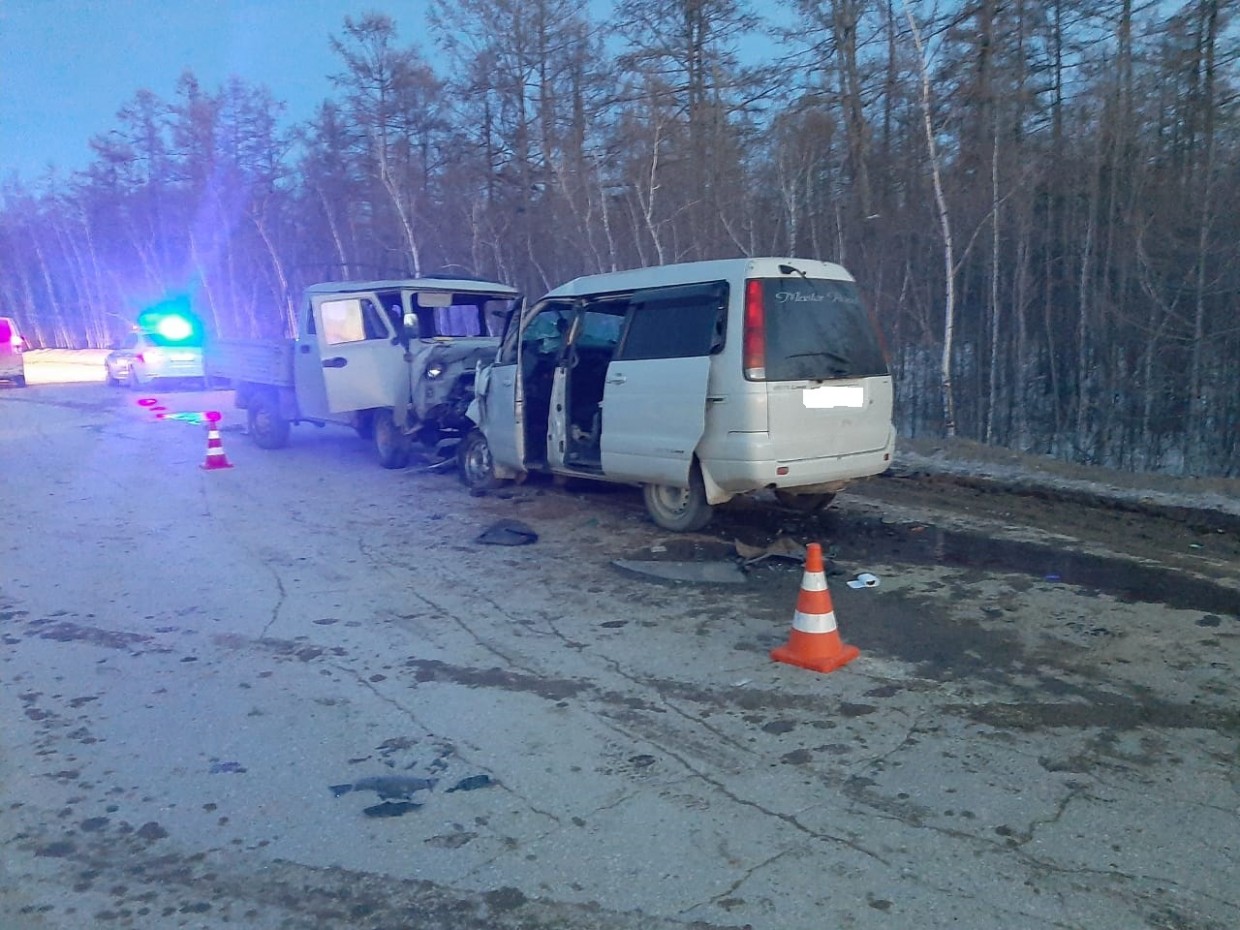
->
(0, 0), (437, 185)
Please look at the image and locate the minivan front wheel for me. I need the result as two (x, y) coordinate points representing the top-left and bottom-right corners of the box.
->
(457, 429), (505, 490)
(643, 465), (713, 532)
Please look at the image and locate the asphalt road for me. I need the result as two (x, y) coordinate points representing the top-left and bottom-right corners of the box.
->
(1, 379), (1237, 930)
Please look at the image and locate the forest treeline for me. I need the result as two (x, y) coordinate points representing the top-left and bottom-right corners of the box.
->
(1, 0), (1236, 476)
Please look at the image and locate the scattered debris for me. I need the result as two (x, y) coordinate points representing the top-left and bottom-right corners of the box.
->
(846, 572), (881, 589)
(445, 774), (495, 793)
(734, 536), (807, 566)
(611, 559), (747, 585)
(330, 775), (439, 799)
(475, 519), (539, 546)
(419, 457), (456, 474)
(363, 801), (422, 818)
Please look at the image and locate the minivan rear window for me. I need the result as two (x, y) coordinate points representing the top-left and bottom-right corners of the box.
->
(758, 279), (887, 381)
(615, 283), (726, 360)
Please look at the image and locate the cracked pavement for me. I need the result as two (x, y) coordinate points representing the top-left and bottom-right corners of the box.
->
(1, 383), (1237, 930)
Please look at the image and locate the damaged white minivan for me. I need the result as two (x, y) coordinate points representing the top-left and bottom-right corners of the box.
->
(459, 257), (896, 531)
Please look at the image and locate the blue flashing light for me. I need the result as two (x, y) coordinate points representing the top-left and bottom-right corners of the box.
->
(136, 300), (203, 345)
(154, 315), (194, 341)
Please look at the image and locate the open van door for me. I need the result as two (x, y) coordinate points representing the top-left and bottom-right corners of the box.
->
(598, 284), (723, 485)
(477, 308), (525, 471)
(482, 298), (575, 471)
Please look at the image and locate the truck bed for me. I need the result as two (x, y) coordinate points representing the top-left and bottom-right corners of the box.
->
(204, 339), (294, 387)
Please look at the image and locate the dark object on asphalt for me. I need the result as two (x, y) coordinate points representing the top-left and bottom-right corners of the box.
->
(362, 800), (422, 818)
(330, 775), (439, 799)
(475, 519), (538, 546)
(446, 774), (495, 793)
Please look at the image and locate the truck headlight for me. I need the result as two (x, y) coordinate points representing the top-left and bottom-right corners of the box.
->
(426, 365), (444, 379)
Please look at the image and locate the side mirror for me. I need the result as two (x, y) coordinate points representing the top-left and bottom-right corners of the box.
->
(403, 311), (417, 336)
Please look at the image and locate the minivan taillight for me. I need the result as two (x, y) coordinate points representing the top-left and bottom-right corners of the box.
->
(743, 279), (765, 380)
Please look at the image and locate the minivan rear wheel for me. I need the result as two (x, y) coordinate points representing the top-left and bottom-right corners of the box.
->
(643, 465), (712, 532)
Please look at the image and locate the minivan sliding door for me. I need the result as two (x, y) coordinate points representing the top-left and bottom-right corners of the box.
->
(599, 283), (725, 485)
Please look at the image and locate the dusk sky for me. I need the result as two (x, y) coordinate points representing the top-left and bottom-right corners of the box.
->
(0, 0), (439, 185)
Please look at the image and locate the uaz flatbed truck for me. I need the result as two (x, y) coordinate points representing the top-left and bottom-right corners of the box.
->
(205, 278), (519, 468)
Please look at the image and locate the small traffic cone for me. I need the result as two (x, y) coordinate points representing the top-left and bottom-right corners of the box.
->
(200, 411), (234, 470)
(771, 542), (859, 674)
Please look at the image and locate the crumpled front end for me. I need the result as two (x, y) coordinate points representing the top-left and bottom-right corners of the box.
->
(408, 338), (500, 438)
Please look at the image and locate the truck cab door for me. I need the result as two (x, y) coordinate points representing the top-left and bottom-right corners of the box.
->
(310, 293), (401, 417)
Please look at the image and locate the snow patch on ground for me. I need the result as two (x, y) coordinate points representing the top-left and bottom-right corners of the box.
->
(893, 437), (1240, 519)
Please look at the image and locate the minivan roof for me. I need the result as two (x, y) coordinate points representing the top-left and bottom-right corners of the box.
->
(306, 278), (518, 297)
(544, 257), (854, 299)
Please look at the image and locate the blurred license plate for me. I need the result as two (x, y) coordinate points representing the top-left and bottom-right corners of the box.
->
(803, 385), (863, 408)
(170, 353), (196, 362)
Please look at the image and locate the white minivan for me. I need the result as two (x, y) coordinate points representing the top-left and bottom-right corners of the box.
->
(459, 257), (895, 531)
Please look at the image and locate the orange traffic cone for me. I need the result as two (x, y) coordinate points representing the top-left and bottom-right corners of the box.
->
(200, 411), (234, 470)
(771, 542), (859, 673)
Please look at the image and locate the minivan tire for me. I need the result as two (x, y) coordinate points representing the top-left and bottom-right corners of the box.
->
(643, 464), (713, 532)
(457, 429), (505, 490)
(247, 392), (290, 449)
(373, 409), (412, 469)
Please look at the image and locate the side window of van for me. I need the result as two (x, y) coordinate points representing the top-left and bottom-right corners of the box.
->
(615, 283), (727, 360)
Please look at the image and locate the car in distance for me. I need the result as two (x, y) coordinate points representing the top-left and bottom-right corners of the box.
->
(0, 316), (28, 387)
(105, 323), (205, 389)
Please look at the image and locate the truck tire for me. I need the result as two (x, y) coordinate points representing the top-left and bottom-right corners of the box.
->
(373, 410), (411, 469)
(247, 392), (290, 449)
(457, 429), (505, 490)
(642, 463), (713, 532)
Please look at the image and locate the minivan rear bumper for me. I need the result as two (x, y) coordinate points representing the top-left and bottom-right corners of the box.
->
(701, 430), (895, 500)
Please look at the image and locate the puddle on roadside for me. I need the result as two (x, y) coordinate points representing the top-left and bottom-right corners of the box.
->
(828, 516), (1239, 619)
(647, 509), (1240, 620)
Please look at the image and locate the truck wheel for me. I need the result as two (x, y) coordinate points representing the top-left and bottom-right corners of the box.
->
(373, 410), (411, 469)
(247, 393), (290, 449)
(774, 490), (836, 513)
(642, 464), (713, 532)
(457, 429), (505, 490)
